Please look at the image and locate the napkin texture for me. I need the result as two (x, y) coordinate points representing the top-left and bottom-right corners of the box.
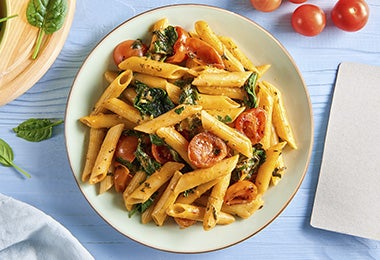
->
(0, 193), (94, 260)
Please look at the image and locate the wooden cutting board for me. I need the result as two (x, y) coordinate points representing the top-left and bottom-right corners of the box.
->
(0, 0), (76, 106)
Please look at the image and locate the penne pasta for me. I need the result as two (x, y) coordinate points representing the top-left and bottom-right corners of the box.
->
(201, 110), (253, 157)
(222, 194), (264, 219)
(205, 107), (246, 123)
(92, 69), (133, 115)
(197, 86), (246, 100)
(257, 82), (274, 150)
(174, 155), (239, 194)
(81, 128), (106, 182)
(134, 104), (202, 134)
(255, 141), (287, 194)
(102, 97), (145, 124)
(125, 162), (184, 205)
(123, 171), (147, 211)
(192, 70), (252, 88)
(80, 113), (137, 129)
(166, 203), (235, 225)
(197, 94), (241, 110)
(119, 56), (197, 79)
(89, 123), (124, 184)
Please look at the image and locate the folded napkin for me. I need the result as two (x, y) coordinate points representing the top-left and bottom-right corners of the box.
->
(0, 193), (94, 260)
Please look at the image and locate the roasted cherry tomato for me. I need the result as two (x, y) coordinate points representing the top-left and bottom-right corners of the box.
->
(224, 180), (258, 205)
(331, 0), (369, 32)
(234, 107), (267, 145)
(188, 132), (228, 168)
(113, 165), (132, 193)
(151, 144), (174, 164)
(166, 26), (188, 64)
(288, 0), (306, 3)
(250, 0), (282, 12)
(291, 4), (326, 36)
(115, 135), (139, 163)
(113, 39), (147, 66)
(186, 37), (224, 69)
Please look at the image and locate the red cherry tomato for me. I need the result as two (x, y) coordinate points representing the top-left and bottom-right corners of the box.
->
(224, 180), (258, 205)
(115, 135), (139, 163)
(331, 0), (369, 32)
(185, 37), (225, 69)
(166, 26), (188, 64)
(250, 0), (282, 12)
(188, 132), (228, 168)
(288, 0), (307, 3)
(234, 107), (267, 145)
(291, 4), (326, 36)
(113, 39), (147, 66)
(113, 166), (132, 193)
(151, 144), (174, 164)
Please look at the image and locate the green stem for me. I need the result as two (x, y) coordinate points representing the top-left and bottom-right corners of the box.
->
(0, 14), (18, 23)
(11, 162), (31, 178)
(32, 28), (44, 59)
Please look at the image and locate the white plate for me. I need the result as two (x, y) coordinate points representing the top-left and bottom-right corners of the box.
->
(65, 4), (313, 253)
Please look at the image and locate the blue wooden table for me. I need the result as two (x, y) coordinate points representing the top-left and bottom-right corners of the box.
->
(1, 0), (379, 259)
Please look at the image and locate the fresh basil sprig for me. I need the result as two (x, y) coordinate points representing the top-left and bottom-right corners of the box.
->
(26, 0), (68, 59)
(0, 138), (31, 178)
(13, 118), (63, 142)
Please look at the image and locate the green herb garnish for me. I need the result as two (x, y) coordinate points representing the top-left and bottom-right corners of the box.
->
(0, 138), (31, 178)
(13, 118), (63, 142)
(26, 0), (68, 59)
(243, 72), (259, 108)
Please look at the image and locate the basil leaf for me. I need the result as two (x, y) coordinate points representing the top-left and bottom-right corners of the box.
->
(0, 138), (31, 178)
(13, 118), (63, 142)
(26, 0), (68, 59)
(243, 72), (259, 108)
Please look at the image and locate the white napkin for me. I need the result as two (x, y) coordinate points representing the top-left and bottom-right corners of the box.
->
(0, 193), (94, 260)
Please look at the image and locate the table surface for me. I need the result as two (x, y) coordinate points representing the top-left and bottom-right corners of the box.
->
(1, 0), (380, 259)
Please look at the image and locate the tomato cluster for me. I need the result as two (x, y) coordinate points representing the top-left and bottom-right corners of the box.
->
(250, 0), (370, 36)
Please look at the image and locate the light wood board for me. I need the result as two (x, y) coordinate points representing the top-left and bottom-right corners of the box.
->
(0, 0), (76, 106)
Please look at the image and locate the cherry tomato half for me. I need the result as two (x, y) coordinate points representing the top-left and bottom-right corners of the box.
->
(166, 26), (188, 64)
(224, 180), (258, 205)
(113, 165), (132, 193)
(291, 4), (326, 36)
(115, 135), (139, 163)
(113, 39), (147, 66)
(151, 144), (174, 164)
(186, 37), (225, 69)
(331, 0), (369, 32)
(188, 132), (228, 168)
(235, 107), (267, 145)
(250, 0), (282, 12)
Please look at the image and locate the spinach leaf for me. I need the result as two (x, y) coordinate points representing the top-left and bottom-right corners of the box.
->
(26, 0), (68, 59)
(231, 144), (266, 182)
(151, 25), (178, 55)
(13, 118), (63, 142)
(243, 72), (259, 108)
(134, 81), (175, 118)
(0, 138), (31, 178)
(135, 138), (161, 175)
(128, 192), (157, 217)
(178, 84), (199, 105)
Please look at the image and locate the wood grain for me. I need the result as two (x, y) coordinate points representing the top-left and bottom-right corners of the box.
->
(0, 0), (76, 106)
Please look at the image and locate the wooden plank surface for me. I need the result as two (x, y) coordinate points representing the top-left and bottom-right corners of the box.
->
(0, 0), (76, 106)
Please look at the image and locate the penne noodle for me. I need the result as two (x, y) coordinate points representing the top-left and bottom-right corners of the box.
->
(134, 104), (202, 134)
(176, 178), (220, 204)
(141, 183), (167, 224)
(174, 155), (239, 194)
(192, 70), (252, 88)
(89, 124), (124, 184)
(92, 69), (133, 115)
(80, 113), (137, 129)
(102, 97), (145, 124)
(119, 56), (197, 79)
(257, 82), (274, 150)
(81, 128), (107, 183)
(203, 172), (231, 230)
(166, 203), (235, 225)
(156, 126), (196, 169)
(151, 171), (183, 226)
(197, 86), (246, 100)
(255, 141), (287, 194)
(104, 70), (119, 84)
(133, 73), (168, 90)
(205, 107), (246, 123)
(125, 162), (184, 205)
(197, 94), (241, 110)
(123, 171), (147, 211)
(201, 110), (253, 157)
(261, 81), (297, 149)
